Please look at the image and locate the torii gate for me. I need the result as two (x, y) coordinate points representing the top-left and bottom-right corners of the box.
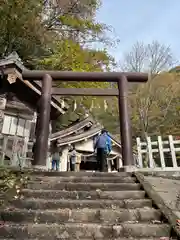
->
(22, 71), (148, 171)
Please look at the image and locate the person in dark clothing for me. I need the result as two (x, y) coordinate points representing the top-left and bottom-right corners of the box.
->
(51, 140), (61, 171)
(68, 145), (77, 171)
(94, 129), (112, 172)
(32, 142), (35, 158)
(32, 141), (36, 161)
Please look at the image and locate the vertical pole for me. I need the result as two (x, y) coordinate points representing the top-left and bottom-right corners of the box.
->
(118, 75), (134, 170)
(33, 74), (52, 168)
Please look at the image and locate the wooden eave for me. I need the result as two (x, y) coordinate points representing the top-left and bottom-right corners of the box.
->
(56, 125), (102, 146)
(51, 116), (94, 140)
(0, 65), (67, 116)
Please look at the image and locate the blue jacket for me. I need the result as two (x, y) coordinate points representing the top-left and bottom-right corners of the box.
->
(94, 133), (112, 153)
(106, 134), (112, 153)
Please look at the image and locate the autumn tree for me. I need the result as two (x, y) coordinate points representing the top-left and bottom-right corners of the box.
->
(42, 0), (118, 46)
(0, 0), (119, 129)
(0, 0), (47, 62)
(0, 0), (117, 63)
(92, 97), (119, 134)
(38, 0), (118, 128)
(120, 40), (179, 139)
(129, 73), (180, 138)
(38, 39), (117, 127)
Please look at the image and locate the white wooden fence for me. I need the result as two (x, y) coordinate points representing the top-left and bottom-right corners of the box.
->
(136, 135), (180, 171)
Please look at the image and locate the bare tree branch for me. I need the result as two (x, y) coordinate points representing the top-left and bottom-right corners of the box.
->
(121, 40), (176, 74)
(122, 41), (178, 138)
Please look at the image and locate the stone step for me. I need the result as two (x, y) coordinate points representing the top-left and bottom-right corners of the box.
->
(27, 182), (141, 191)
(0, 223), (171, 238)
(30, 171), (131, 177)
(10, 198), (152, 210)
(0, 239), (166, 240)
(30, 176), (137, 183)
(21, 189), (146, 200)
(0, 208), (161, 224)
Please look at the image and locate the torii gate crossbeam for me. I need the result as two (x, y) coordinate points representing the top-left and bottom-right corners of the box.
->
(22, 70), (148, 172)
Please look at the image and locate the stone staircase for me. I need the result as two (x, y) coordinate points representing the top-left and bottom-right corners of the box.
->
(0, 171), (172, 239)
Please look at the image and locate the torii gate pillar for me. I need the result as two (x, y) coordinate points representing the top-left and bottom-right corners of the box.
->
(118, 76), (134, 172)
(33, 74), (52, 169)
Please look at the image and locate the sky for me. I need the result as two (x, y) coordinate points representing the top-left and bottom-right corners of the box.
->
(96, 0), (180, 62)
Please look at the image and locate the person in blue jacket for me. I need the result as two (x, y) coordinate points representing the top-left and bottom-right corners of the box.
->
(94, 129), (112, 172)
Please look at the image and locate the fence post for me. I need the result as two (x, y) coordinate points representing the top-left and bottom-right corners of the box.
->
(1, 135), (8, 165)
(22, 137), (29, 168)
(146, 136), (154, 168)
(11, 136), (19, 166)
(136, 137), (143, 168)
(169, 135), (177, 168)
(157, 136), (165, 168)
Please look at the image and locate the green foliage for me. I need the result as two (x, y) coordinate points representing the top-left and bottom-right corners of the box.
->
(0, 0), (117, 64)
(0, 168), (30, 208)
(0, 0), (47, 62)
(93, 107), (119, 134)
(39, 39), (113, 72)
(0, 0), (119, 132)
(38, 38), (116, 120)
(58, 15), (104, 35)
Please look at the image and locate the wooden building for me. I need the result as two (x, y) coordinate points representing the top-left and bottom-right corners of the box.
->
(50, 117), (123, 172)
(0, 52), (69, 167)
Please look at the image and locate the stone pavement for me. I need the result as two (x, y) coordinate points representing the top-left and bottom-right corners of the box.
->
(138, 172), (180, 239)
(143, 175), (180, 213)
